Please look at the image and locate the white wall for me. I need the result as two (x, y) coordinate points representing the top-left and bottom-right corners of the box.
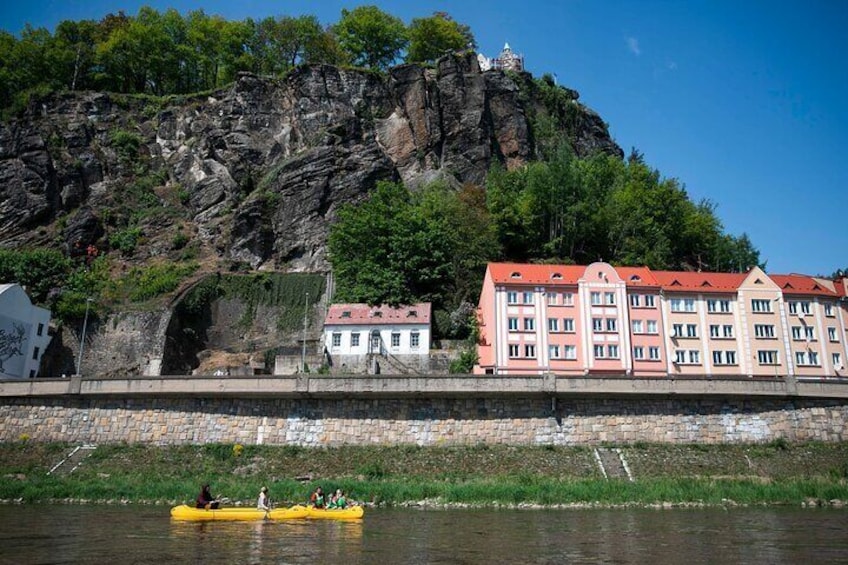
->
(0, 285), (52, 379)
(324, 323), (430, 356)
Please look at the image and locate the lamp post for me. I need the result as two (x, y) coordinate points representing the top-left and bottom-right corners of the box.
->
(300, 292), (309, 373)
(76, 298), (93, 376)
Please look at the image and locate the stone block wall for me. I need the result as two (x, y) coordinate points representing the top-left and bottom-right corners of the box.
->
(1, 396), (846, 446)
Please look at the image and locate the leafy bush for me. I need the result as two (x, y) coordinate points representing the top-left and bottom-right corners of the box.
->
(109, 228), (142, 256)
(110, 129), (142, 163)
(122, 263), (198, 302)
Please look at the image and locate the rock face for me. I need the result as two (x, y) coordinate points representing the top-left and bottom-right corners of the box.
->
(0, 53), (621, 271)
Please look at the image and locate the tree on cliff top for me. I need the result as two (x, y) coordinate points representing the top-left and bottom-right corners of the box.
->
(406, 12), (475, 64)
(333, 5), (408, 70)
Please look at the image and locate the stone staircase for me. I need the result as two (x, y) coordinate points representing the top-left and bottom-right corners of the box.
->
(594, 447), (634, 481)
(47, 445), (97, 476)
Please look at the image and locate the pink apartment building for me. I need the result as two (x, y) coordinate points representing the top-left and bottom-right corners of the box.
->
(475, 262), (848, 378)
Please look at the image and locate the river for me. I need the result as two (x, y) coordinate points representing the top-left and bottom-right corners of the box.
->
(0, 505), (846, 564)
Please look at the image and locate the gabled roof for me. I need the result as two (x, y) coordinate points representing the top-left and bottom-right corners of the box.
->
(487, 263), (584, 285)
(325, 303), (431, 326)
(769, 275), (839, 297)
(652, 271), (746, 293)
(615, 267), (660, 287)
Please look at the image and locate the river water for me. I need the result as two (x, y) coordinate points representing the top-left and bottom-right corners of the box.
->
(0, 505), (846, 564)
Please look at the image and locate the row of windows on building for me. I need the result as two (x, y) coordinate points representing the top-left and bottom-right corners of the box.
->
(507, 292), (835, 317)
(330, 331), (421, 349)
(507, 344), (842, 368)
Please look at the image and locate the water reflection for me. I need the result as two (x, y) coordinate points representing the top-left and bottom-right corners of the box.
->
(1, 506), (847, 564)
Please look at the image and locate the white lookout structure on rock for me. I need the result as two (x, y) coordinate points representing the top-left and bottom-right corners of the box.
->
(478, 42), (525, 72)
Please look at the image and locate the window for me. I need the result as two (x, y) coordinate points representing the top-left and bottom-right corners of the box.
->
(351, 333), (360, 347)
(800, 301), (811, 315)
(689, 350), (700, 364)
(590, 292), (601, 305)
(523, 291), (534, 304)
(708, 300), (731, 313)
(410, 332), (420, 348)
(593, 345), (605, 359)
(804, 326), (815, 341)
(608, 345), (619, 358)
(508, 317), (518, 331)
(509, 344), (520, 358)
(604, 292), (616, 305)
(523, 317), (535, 331)
(562, 293), (574, 306)
(672, 323), (683, 338)
(630, 294), (641, 307)
(647, 320), (658, 334)
(726, 350), (737, 365)
(791, 326), (801, 340)
(757, 350), (778, 365)
(709, 325), (720, 338)
(671, 298), (696, 312)
(754, 324), (775, 338)
(713, 350), (737, 366)
(548, 318), (559, 332)
(605, 318), (617, 332)
(686, 324), (698, 338)
(644, 295), (656, 308)
(648, 346), (660, 360)
(674, 350), (685, 364)
(37, 323), (44, 336)
(707, 300), (717, 313)
(593, 318), (603, 332)
(828, 327), (837, 342)
(547, 292), (558, 305)
(674, 350), (700, 365)
(524, 344), (536, 358)
(634, 346), (645, 360)
(834, 353), (843, 368)
(824, 304), (834, 317)
(564, 345), (577, 360)
(788, 302), (797, 315)
(332, 333), (341, 348)
(391, 332), (401, 348)
(563, 318), (575, 332)
(32, 346), (40, 360)
(507, 291), (518, 304)
(632, 320), (643, 334)
(795, 351), (820, 366)
(549, 345), (560, 359)
(722, 325), (734, 338)
(751, 299), (772, 313)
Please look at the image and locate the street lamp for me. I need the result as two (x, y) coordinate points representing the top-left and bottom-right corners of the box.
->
(76, 297), (93, 376)
(300, 292), (309, 373)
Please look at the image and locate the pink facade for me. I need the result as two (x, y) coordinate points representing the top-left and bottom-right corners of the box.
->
(475, 262), (848, 379)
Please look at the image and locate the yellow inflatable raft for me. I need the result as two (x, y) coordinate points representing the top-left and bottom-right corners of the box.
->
(170, 504), (309, 522)
(305, 505), (365, 520)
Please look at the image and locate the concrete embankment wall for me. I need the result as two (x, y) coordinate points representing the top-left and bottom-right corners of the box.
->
(1, 376), (846, 446)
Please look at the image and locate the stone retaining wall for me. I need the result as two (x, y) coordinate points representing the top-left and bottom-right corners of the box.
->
(2, 397), (846, 446)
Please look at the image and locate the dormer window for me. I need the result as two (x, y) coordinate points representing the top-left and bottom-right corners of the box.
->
(630, 275), (641, 282)
(341, 311), (351, 318)
(551, 273), (562, 280)
(372, 311), (382, 318)
(510, 272), (521, 279)
(407, 310), (417, 317)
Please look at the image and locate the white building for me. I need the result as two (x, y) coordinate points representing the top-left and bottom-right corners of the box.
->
(323, 303), (431, 374)
(0, 284), (51, 379)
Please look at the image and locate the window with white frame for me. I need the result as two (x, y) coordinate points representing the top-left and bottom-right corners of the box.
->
(804, 326), (815, 341)
(647, 320), (658, 334)
(563, 293), (574, 306)
(722, 325), (734, 338)
(833, 352), (843, 368)
(564, 345), (577, 360)
(592, 318), (603, 332)
(709, 325), (720, 338)
(675, 350), (700, 365)
(828, 327), (837, 342)
(754, 324), (775, 338)
(332, 332), (342, 348)
(563, 318), (575, 332)
(351, 333), (360, 347)
(644, 295), (656, 307)
(547, 292), (558, 305)
(824, 304), (834, 317)
(523, 291), (534, 304)
(410, 331), (420, 348)
(686, 324), (698, 338)
(795, 351), (819, 366)
(712, 350), (737, 365)
(751, 299), (772, 313)
(707, 300), (718, 313)
(508, 317), (518, 331)
(608, 345), (619, 358)
(508, 344), (520, 358)
(549, 344), (560, 359)
(523, 317), (535, 331)
(391, 332), (401, 348)
(788, 302), (797, 314)
(800, 301), (811, 314)
(507, 291), (518, 304)
(672, 323), (683, 337)
(671, 298), (696, 312)
(649, 346), (660, 360)
(757, 350), (778, 365)
(606, 318), (617, 332)
(634, 346), (645, 360)
(630, 294), (641, 307)
(708, 299), (732, 313)
(632, 320), (643, 334)
(590, 292), (601, 305)
(548, 318), (559, 332)
(689, 350), (700, 364)
(791, 326), (801, 340)
(593, 345), (605, 359)
(524, 344), (536, 358)
(604, 292), (616, 305)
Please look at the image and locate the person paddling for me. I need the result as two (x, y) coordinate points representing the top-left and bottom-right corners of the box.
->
(196, 484), (220, 509)
(257, 486), (270, 511)
(309, 486), (325, 509)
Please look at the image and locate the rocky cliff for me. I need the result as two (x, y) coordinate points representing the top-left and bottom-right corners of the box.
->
(0, 53), (621, 272)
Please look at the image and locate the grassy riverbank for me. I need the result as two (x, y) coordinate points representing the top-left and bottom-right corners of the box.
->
(1, 442), (847, 507)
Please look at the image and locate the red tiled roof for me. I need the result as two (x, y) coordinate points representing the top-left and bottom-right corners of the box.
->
(324, 303), (431, 326)
(769, 275), (839, 297)
(614, 267), (660, 287)
(652, 271), (746, 292)
(488, 263), (585, 285)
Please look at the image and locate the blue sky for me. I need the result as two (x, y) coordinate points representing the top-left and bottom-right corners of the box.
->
(2, 1), (846, 276)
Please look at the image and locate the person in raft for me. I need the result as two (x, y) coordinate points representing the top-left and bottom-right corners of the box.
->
(257, 486), (270, 511)
(309, 486), (325, 508)
(328, 489), (347, 509)
(196, 484), (220, 509)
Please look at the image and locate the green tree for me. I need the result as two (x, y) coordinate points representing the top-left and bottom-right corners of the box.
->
(406, 12), (474, 63)
(333, 5), (408, 70)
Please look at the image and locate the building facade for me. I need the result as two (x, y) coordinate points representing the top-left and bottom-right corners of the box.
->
(0, 284), (51, 379)
(323, 303), (431, 374)
(475, 262), (848, 378)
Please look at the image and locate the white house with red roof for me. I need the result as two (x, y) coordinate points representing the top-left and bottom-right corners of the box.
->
(0, 284), (51, 379)
(475, 262), (848, 379)
(323, 303), (432, 374)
